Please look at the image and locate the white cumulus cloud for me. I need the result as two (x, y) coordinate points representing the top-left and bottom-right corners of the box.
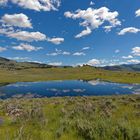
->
(47, 37), (64, 45)
(87, 59), (101, 66)
(0, 0), (61, 11)
(73, 52), (86, 56)
(1, 13), (32, 28)
(48, 61), (62, 66)
(132, 46), (140, 56)
(127, 59), (140, 64)
(8, 57), (29, 60)
(64, 7), (121, 38)
(0, 46), (7, 52)
(8, 31), (47, 42)
(0, 27), (64, 44)
(75, 27), (92, 38)
(135, 9), (140, 17)
(122, 55), (133, 59)
(82, 47), (90, 50)
(12, 43), (43, 52)
(90, 1), (94, 6)
(118, 27), (140, 35)
(46, 49), (70, 56)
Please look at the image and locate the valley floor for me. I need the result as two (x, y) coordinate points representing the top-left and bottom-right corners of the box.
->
(0, 66), (140, 84)
(0, 95), (140, 140)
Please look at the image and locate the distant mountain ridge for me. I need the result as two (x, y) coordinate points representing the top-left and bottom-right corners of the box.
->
(0, 56), (140, 71)
(102, 63), (140, 72)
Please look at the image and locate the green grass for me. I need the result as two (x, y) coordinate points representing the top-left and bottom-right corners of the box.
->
(0, 66), (140, 84)
(0, 95), (140, 140)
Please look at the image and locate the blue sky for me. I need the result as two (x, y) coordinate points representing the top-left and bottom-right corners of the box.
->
(0, 0), (140, 66)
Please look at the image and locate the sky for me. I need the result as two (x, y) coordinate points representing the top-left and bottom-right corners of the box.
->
(0, 0), (140, 66)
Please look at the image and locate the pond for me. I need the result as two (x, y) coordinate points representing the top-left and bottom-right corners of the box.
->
(0, 80), (140, 99)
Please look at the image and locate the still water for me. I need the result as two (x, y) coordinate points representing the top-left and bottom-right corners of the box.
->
(0, 80), (139, 99)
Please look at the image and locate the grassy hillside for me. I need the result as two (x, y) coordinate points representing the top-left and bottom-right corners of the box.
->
(0, 57), (140, 84)
(0, 57), (52, 70)
(0, 95), (139, 140)
(0, 66), (140, 84)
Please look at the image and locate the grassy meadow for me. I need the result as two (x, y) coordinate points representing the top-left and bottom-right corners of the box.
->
(0, 66), (140, 84)
(0, 95), (140, 140)
(0, 66), (140, 140)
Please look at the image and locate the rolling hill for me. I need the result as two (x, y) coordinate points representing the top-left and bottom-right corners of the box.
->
(0, 57), (52, 70)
